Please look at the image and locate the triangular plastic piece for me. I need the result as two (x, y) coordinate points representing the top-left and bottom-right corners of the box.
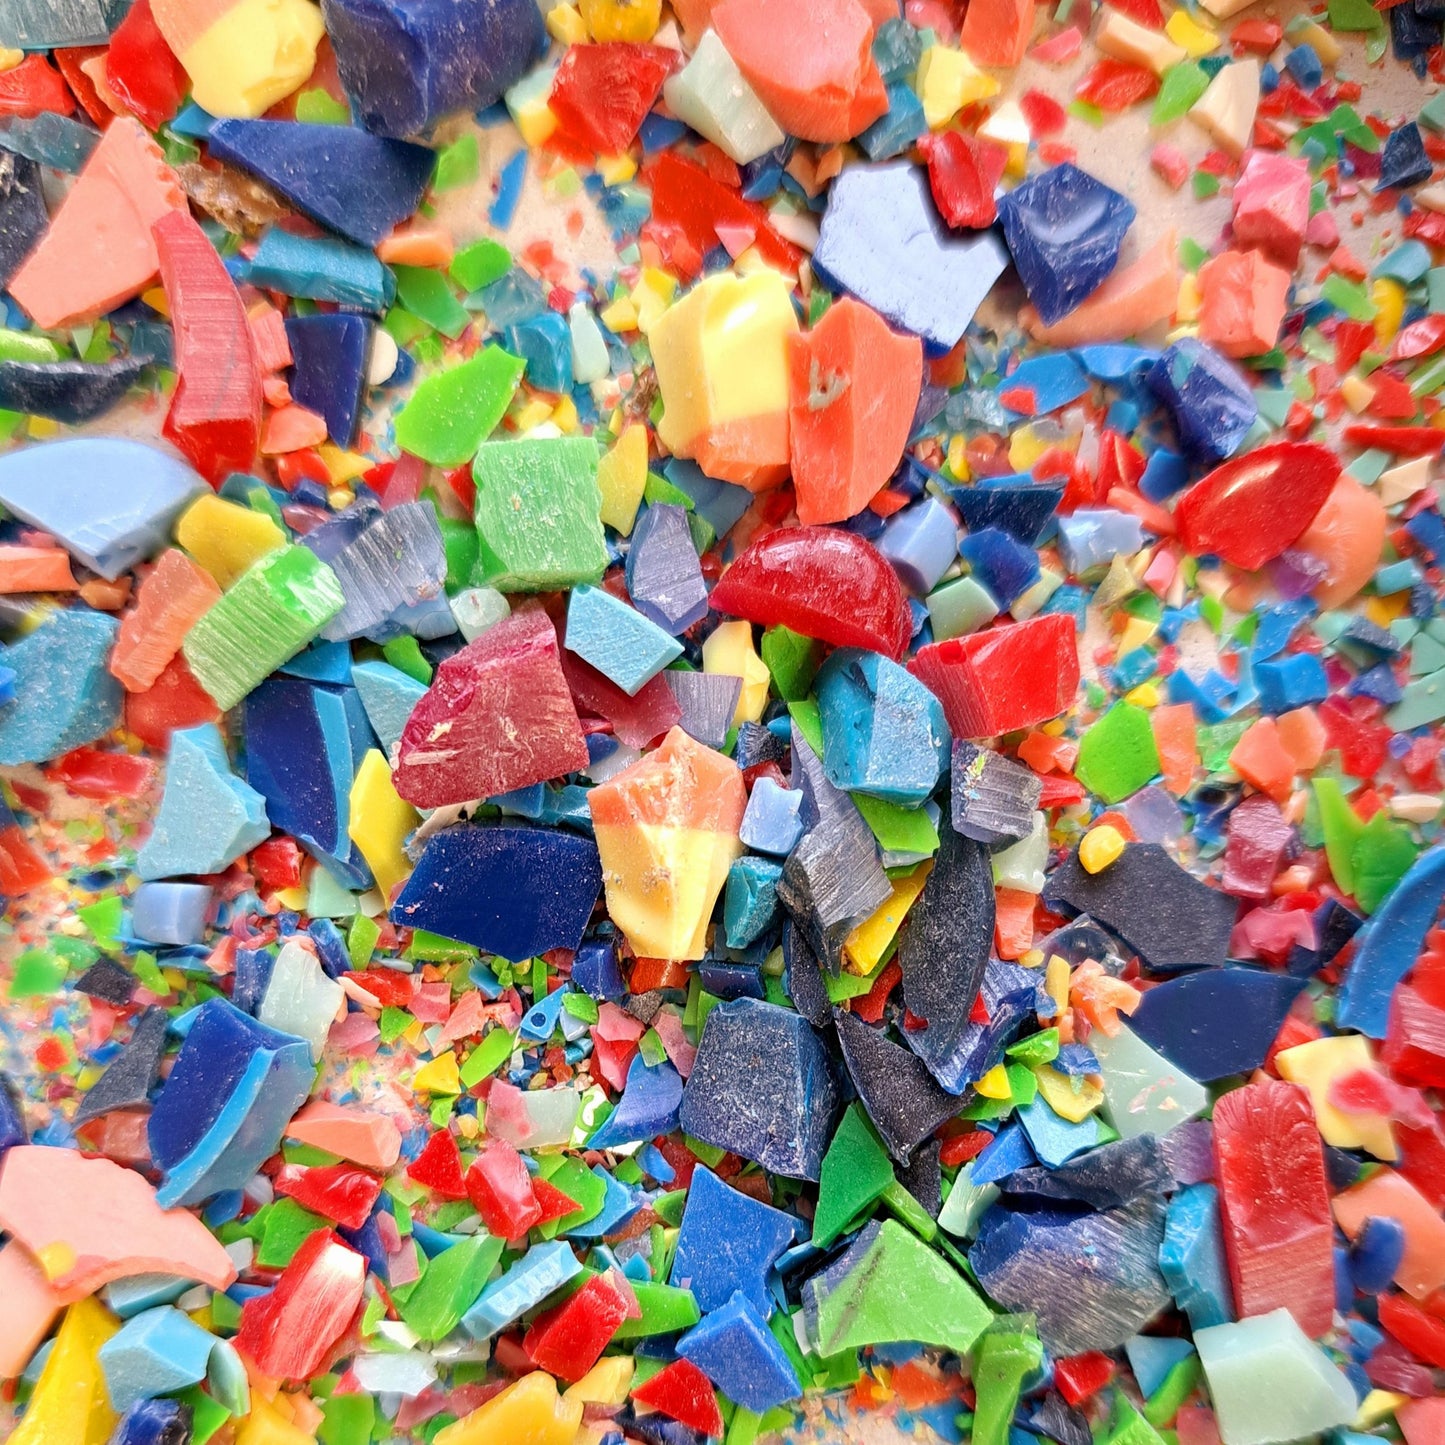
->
(812, 1101), (894, 1248)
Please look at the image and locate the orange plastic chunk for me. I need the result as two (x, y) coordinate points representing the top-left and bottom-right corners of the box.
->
(1024, 232), (1179, 347)
(111, 550), (224, 693)
(1333, 1168), (1445, 1301)
(787, 298), (923, 526)
(1277, 706), (1326, 773)
(0, 546), (79, 593)
(994, 887), (1036, 959)
(1296, 475), (1388, 609)
(9, 117), (186, 330)
(1198, 248), (1291, 359)
(1228, 716), (1294, 802)
(711, 0), (888, 142)
(1151, 702), (1198, 795)
(0, 1239), (66, 1380)
(960, 0), (1037, 68)
(284, 1101), (404, 1170)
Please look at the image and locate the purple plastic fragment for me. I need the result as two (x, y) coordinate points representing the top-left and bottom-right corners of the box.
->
(907, 957), (1043, 1095)
(951, 739), (1041, 845)
(625, 503), (709, 635)
(878, 497), (959, 595)
(663, 670), (741, 751)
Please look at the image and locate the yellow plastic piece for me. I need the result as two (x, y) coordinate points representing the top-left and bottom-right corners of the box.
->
(917, 45), (1000, 129)
(413, 1051), (462, 1096)
(506, 69), (558, 148)
(1340, 373), (1375, 414)
(580, 0), (661, 40)
(1098, 9), (1187, 73)
(1117, 616), (1157, 654)
(1294, 18), (1342, 63)
(1163, 8), (1219, 56)
(1175, 273), (1202, 325)
(1079, 825), (1126, 874)
(551, 395), (579, 433)
(176, 493), (286, 589)
(1008, 424), (1072, 472)
(174, 0), (324, 119)
(843, 862), (933, 974)
(436, 1366), (585, 1445)
(236, 1395), (318, 1445)
(650, 269), (798, 475)
(513, 397), (553, 433)
(1355, 1392), (1407, 1430)
(1276, 1035), (1397, 1161)
(27, 416), (60, 440)
(564, 1357), (635, 1406)
(702, 620), (770, 725)
(1124, 680), (1161, 707)
(1372, 278), (1406, 346)
(976, 100), (1030, 176)
(1045, 954), (1070, 1016)
(597, 423), (649, 535)
(11, 1296), (119, 1445)
(546, 2), (588, 43)
(630, 268), (678, 335)
(600, 296), (639, 333)
(316, 444), (371, 485)
(0, 47), (23, 71)
(975, 1064), (1011, 1099)
(277, 885), (309, 912)
(1034, 1064), (1104, 1122)
(597, 153), (638, 186)
(348, 750), (418, 900)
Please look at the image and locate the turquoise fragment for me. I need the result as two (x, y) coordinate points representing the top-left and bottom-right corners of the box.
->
(564, 584), (683, 696)
(98, 1306), (216, 1412)
(1159, 1183), (1233, 1330)
(0, 609), (121, 765)
(351, 659), (429, 755)
(246, 229), (394, 310)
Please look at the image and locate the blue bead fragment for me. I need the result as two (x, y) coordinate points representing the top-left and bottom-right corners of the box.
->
(73, 1007), (169, 1128)
(573, 939), (626, 1001)
(972, 1123), (1037, 1187)
(565, 585), (683, 696)
(568, 1165), (643, 1239)
(321, 0), (546, 138)
(1147, 339), (1258, 461)
(679, 998), (840, 1181)
(1001, 1134), (1171, 1211)
(99, 1306), (215, 1413)
(1158, 1183), (1233, 1330)
(110, 1398), (194, 1445)
(0, 1074), (26, 1155)
(1350, 1215), (1406, 1294)
(0, 355), (151, 424)
(232, 948), (275, 1015)
(1138, 448), (1190, 503)
(0, 609), (121, 767)
(588, 1054), (684, 1149)
(131, 883), (213, 947)
(813, 161), (1010, 352)
(207, 121), (434, 246)
(1253, 653), (1328, 713)
(391, 825), (603, 960)
(462, 1241), (582, 1340)
(1000, 353), (1091, 415)
(859, 83), (926, 160)
(1015, 1094), (1102, 1168)
(285, 314), (374, 448)
(1167, 665), (1236, 723)
(245, 229), (394, 311)
(490, 148), (528, 229)
(724, 855), (784, 948)
(995, 162), (1136, 326)
(505, 310), (573, 393)
(1284, 44), (1324, 88)
(958, 526), (1040, 605)
(1380, 121), (1432, 189)
(1127, 969), (1304, 1082)
(0, 437), (205, 580)
(678, 1291), (803, 1414)
(103, 1275), (193, 1321)
(352, 659), (428, 755)
(308, 917), (351, 978)
(878, 497), (959, 595)
(948, 478), (1064, 545)
(1057, 508), (1145, 574)
(1075, 344), (1158, 381)
(1125, 1336), (1195, 1399)
(672, 1165), (795, 1319)
(739, 777), (804, 857)
(663, 458), (753, 538)
(626, 503), (709, 635)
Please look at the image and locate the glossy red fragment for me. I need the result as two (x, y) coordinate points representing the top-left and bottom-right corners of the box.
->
(908, 614), (1081, 738)
(1379, 1292), (1445, 1369)
(274, 1163), (384, 1231)
(1342, 424), (1445, 456)
(124, 654), (222, 750)
(1384, 984), (1445, 1089)
(1392, 314), (1445, 362)
(708, 526), (912, 659)
(1175, 442), (1339, 569)
(105, 0), (188, 130)
(560, 649), (682, 749)
(1222, 794), (1292, 899)
(1053, 1351), (1114, 1405)
(465, 1140), (543, 1240)
(44, 748), (155, 800)
(549, 43), (675, 154)
(153, 208), (263, 485)
(0, 56), (74, 118)
(523, 1268), (634, 1381)
(922, 131), (1009, 230)
(407, 1129), (469, 1200)
(235, 1229), (366, 1380)
(1212, 1078), (1335, 1338)
(531, 1176), (581, 1225)
(1075, 58), (1159, 111)
(0, 825), (50, 895)
(633, 1359), (725, 1437)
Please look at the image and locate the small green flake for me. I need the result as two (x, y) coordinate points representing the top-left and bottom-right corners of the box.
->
(1152, 61), (1209, 125)
(1191, 170), (1221, 201)
(762, 625), (822, 701)
(1076, 702), (1161, 804)
(8, 949), (67, 999)
(78, 894), (123, 943)
(383, 635), (433, 684)
(400, 1235), (504, 1341)
(393, 266), (471, 340)
(257, 1198), (330, 1268)
(813, 1103), (894, 1247)
(451, 239), (513, 293)
(394, 345), (525, 467)
(294, 88), (350, 124)
(433, 133), (481, 192)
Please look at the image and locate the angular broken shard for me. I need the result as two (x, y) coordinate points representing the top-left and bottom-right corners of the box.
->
(951, 740), (1043, 845)
(969, 1196), (1171, 1355)
(1000, 1134), (1172, 1211)
(625, 502), (709, 636)
(910, 956), (1043, 1095)
(1089, 1021), (1210, 1141)
(1160, 1182), (1234, 1331)
(73, 1008), (169, 1126)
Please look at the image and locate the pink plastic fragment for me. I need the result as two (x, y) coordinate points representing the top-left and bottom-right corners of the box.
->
(284, 1101), (403, 1170)
(1231, 150), (1311, 267)
(0, 1239), (66, 1379)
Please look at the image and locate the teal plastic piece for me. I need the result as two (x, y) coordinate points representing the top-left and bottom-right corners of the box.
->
(351, 659), (429, 755)
(98, 1306), (216, 1412)
(724, 856), (783, 948)
(0, 609), (121, 766)
(564, 584), (683, 696)
(1089, 1022), (1208, 1141)
(1159, 1183), (1233, 1330)
(246, 229), (395, 311)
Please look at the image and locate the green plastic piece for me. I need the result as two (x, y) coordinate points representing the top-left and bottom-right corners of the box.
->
(176, 1387), (232, 1445)
(972, 1316), (1043, 1445)
(257, 1198), (329, 1268)
(854, 793), (941, 858)
(1328, 0), (1383, 28)
(538, 1157), (607, 1237)
(1151, 61), (1209, 124)
(378, 1006), (411, 1044)
(612, 1282), (702, 1338)
(1197, 719), (1250, 773)
(0, 328), (63, 363)
(813, 1103), (894, 1247)
(77, 894), (123, 943)
(131, 951), (169, 996)
(182, 545), (345, 711)
(1351, 810), (1418, 914)
(1144, 1352), (1203, 1428)
(823, 954), (890, 1004)
(394, 346), (525, 466)
(1388, 667), (1445, 729)
(208, 1291), (242, 1333)
(1007, 1027), (1058, 1066)
(383, 635), (432, 683)
(1191, 171), (1220, 201)
(347, 914), (379, 970)
(643, 471), (694, 510)
(8, 949), (67, 999)
(936, 1161), (999, 1240)
(394, 266), (470, 340)
(726, 1407), (763, 1445)
(925, 576), (998, 642)
(433, 133), (480, 192)
(1090, 1023), (1208, 1141)
(787, 698), (824, 756)
(809, 1219), (992, 1356)
(1312, 776), (1364, 895)
(1321, 274), (1377, 321)
(438, 514), (480, 592)
(401, 1235), (505, 1341)
(471, 437), (608, 592)
(451, 240), (512, 293)
(1102, 1392), (1168, 1445)
(761, 625), (821, 700)
(881, 1178), (937, 1242)
(320, 1393), (375, 1445)
(1076, 702), (1160, 804)
(1178, 237), (1209, 272)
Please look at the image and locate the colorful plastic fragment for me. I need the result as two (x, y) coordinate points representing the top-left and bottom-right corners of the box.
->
(0, 610), (121, 767)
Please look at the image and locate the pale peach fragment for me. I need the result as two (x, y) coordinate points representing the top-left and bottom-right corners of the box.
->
(111, 549), (223, 693)
(284, 1100), (403, 1170)
(1023, 232), (1179, 347)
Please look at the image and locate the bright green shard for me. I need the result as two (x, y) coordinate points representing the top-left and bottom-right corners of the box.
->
(471, 437), (608, 592)
(320, 1393), (375, 1445)
(256, 1198), (329, 1268)
(393, 266), (470, 339)
(881, 1178), (937, 1241)
(400, 1235), (504, 1341)
(808, 1219), (992, 1356)
(972, 1316), (1042, 1445)
(854, 794), (940, 858)
(761, 624), (821, 700)
(612, 1282), (702, 1338)
(8, 949), (66, 999)
(451, 239), (512, 292)
(813, 1103), (894, 1248)
(1144, 1353), (1203, 1428)
(1312, 776), (1364, 895)
(1152, 61), (1209, 124)
(1102, 1393), (1168, 1445)
(394, 345), (525, 465)
(461, 1027), (516, 1086)
(1076, 702), (1160, 804)
(1328, 0), (1383, 30)
(182, 545), (344, 712)
(1351, 809), (1419, 914)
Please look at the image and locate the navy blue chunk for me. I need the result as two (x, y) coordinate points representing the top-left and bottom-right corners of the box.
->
(286, 314), (374, 448)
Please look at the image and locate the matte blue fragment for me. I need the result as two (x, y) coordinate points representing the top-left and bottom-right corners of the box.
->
(72, 1007), (168, 1126)
(1350, 1215), (1406, 1294)
(99, 1306), (215, 1412)
(678, 1291), (803, 1413)
(873, 16), (922, 81)
(281, 640), (353, 683)
(489, 148), (529, 229)
(589, 1054), (684, 1149)
(1148, 339), (1258, 461)
(0, 438), (205, 580)
(246, 229), (393, 311)
(739, 777), (804, 857)
(724, 855), (783, 948)
(1167, 665), (1236, 723)
(567, 1165), (643, 1238)
(816, 648), (949, 806)
(972, 1122), (1036, 1186)
(858, 83), (926, 160)
(131, 883), (213, 947)
(169, 102), (215, 138)
(207, 121), (434, 246)
(1338, 846), (1445, 1036)
(102, 1275), (192, 1320)
(285, 314), (373, 448)
(1372, 239), (1431, 285)
(1139, 448), (1190, 503)
(679, 998), (840, 1181)
(0, 609), (120, 766)
(948, 479), (1063, 546)
(462, 1241), (582, 1339)
(1159, 1183), (1233, 1330)
(908, 957), (1042, 1095)
(1125, 1336), (1194, 1398)
(878, 497), (959, 595)
(565, 584), (683, 696)
(137, 725), (270, 881)
(307, 917), (350, 979)
(958, 526), (1040, 604)
(321, 0), (545, 138)
(1076, 344), (1157, 381)
(505, 310), (573, 392)
(572, 939), (625, 1001)
(995, 163), (1135, 327)
(0, 353), (151, 424)
(110, 1398), (194, 1445)
(1000, 353), (1091, 415)
(352, 659), (428, 755)
(1015, 1095), (1102, 1168)
(626, 503), (708, 634)
(1380, 121), (1432, 188)
(663, 458), (752, 538)
(1057, 508), (1145, 573)
(672, 1166), (795, 1320)
(232, 948), (275, 1015)
(1254, 652), (1328, 713)
(1284, 44), (1324, 87)
(391, 825), (603, 960)
(813, 161), (1010, 352)
(0, 114), (99, 174)
(1251, 599), (1316, 661)
(664, 670), (740, 751)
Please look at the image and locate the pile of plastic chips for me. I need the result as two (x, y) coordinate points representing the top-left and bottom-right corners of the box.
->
(2, 0), (1445, 1443)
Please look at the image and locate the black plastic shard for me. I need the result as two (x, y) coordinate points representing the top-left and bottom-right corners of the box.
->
(0, 148), (49, 288)
(970, 1196), (1171, 1355)
(74, 955), (137, 1006)
(779, 729), (891, 973)
(783, 919), (830, 1028)
(1000, 1134), (1172, 1211)
(73, 1007), (169, 1124)
(899, 1138), (942, 1218)
(1042, 842), (1237, 970)
(833, 1008), (964, 1165)
(0, 355), (151, 424)
(1030, 1393), (1093, 1445)
(951, 740), (1041, 845)
(1127, 968), (1306, 1081)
